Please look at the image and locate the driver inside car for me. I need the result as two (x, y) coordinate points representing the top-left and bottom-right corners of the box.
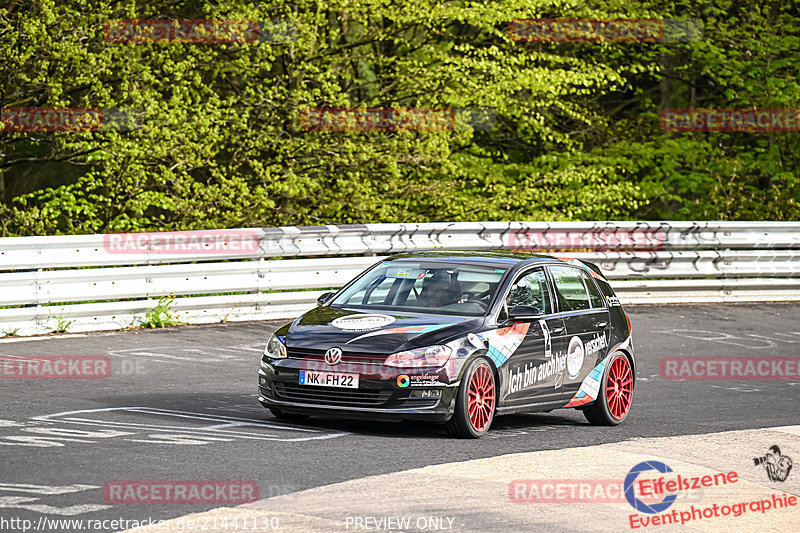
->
(506, 278), (542, 312)
(422, 271), (461, 308)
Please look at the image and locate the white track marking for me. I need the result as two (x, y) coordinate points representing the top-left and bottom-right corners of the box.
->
(0, 485), (109, 516)
(0, 484), (98, 495)
(4, 407), (351, 446)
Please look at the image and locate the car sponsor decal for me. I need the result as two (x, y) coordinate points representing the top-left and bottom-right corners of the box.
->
(540, 319), (552, 358)
(563, 353), (611, 407)
(563, 336), (629, 408)
(331, 314), (396, 331)
(345, 324), (449, 344)
(585, 333), (608, 356)
(399, 373), (440, 387)
(606, 295), (621, 306)
(509, 354), (568, 394)
(477, 323), (531, 368)
(565, 332), (610, 381)
(567, 337), (585, 380)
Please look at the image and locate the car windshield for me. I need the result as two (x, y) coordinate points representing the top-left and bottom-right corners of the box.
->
(329, 261), (507, 316)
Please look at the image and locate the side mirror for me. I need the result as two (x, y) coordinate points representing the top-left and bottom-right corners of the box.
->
(507, 305), (543, 321)
(316, 292), (335, 305)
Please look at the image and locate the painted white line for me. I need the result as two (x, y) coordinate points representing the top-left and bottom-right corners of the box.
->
(0, 484), (98, 495)
(0, 498), (109, 516)
(0, 484), (109, 516)
(36, 407), (332, 433)
(23, 407), (351, 443)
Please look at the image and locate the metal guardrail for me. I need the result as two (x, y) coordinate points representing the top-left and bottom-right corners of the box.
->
(0, 221), (798, 336)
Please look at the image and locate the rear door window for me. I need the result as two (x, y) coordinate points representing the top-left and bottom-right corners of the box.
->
(581, 271), (607, 308)
(549, 266), (592, 312)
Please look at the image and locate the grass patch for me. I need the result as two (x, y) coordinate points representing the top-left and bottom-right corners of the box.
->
(137, 296), (182, 328)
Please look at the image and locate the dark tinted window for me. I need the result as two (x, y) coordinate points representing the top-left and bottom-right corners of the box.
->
(504, 269), (552, 315)
(330, 261), (506, 316)
(550, 266), (592, 312)
(582, 271), (606, 308)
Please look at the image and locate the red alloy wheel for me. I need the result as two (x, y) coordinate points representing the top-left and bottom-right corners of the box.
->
(467, 363), (495, 431)
(605, 354), (633, 420)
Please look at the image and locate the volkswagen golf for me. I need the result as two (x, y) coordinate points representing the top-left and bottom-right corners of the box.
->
(258, 251), (635, 438)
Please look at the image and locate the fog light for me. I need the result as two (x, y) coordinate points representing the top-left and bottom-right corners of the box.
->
(409, 389), (442, 398)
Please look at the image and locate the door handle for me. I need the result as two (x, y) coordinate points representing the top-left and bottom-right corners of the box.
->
(596, 321), (609, 328)
(551, 327), (565, 334)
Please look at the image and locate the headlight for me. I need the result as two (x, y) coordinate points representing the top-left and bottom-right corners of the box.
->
(264, 333), (287, 359)
(384, 345), (452, 368)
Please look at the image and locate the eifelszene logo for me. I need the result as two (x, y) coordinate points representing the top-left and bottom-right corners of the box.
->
(624, 461), (678, 514)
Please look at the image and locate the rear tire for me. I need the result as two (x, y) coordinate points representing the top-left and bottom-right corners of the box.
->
(583, 352), (634, 426)
(268, 406), (310, 422)
(445, 357), (496, 438)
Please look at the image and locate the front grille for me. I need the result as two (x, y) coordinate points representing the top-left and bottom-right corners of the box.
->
(287, 347), (385, 365)
(287, 347), (325, 359)
(273, 382), (391, 407)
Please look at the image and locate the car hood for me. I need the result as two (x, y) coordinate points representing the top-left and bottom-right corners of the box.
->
(286, 306), (482, 355)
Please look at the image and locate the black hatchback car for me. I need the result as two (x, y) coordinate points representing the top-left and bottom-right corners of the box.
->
(258, 251), (635, 438)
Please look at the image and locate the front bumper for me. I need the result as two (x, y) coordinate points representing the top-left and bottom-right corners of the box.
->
(258, 359), (457, 422)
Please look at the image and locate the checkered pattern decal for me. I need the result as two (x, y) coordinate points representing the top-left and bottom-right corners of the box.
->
(478, 323), (531, 368)
(564, 353), (613, 407)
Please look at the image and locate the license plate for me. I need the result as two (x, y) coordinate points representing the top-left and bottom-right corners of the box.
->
(299, 370), (359, 389)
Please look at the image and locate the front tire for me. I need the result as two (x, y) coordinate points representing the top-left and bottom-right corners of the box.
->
(446, 357), (496, 438)
(583, 352), (634, 425)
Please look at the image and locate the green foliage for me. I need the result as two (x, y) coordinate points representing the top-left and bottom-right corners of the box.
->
(51, 315), (73, 333)
(138, 296), (181, 328)
(0, 0), (797, 234)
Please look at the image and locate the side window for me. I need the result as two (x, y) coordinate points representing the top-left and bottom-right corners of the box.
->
(365, 278), (396, 304)
(582, 271), (606, 308)
(550, 266), (592, 312)
(505, 269), (552, 315)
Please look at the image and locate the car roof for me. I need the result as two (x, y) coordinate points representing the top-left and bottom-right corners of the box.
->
(385, 250), (561, 268)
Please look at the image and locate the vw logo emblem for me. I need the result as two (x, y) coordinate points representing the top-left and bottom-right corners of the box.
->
(325, 347), (343, 366)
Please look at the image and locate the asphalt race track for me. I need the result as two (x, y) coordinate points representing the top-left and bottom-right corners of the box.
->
(1, 303), (799, 532)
